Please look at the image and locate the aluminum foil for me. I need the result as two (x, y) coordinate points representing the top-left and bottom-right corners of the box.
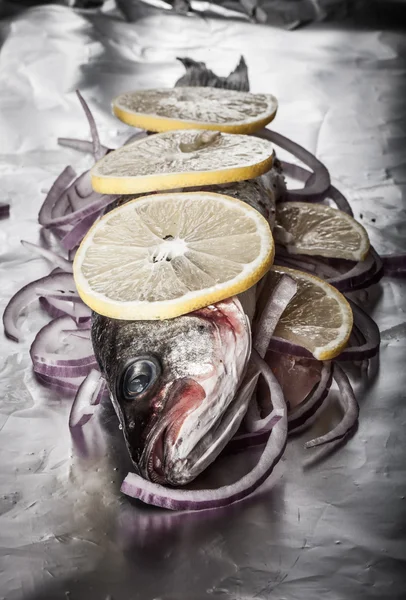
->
(1, 2), (406, 599)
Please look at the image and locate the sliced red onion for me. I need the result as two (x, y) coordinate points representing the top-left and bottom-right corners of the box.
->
(255, 129), (330, 200)
(326, 186), (353, 216)
(61, 170), (94, 213)
(61, 328), (91, 338)
(121, 351), (287, 511)
(58, 138), (96, 154)
(274, 246), (340, 280)
(21, 240), (73, 273)
(280, 161), (312, 185)
(279, 161), (353, 216)
(39, 296), (91, 323)
(268, 337), (313, 359)
(0, 202), (10, 218)
(39, 296), (67, 320)
(230, 360), (332, 451)
(58, 138), (109, 157)
(30, 316), (96, 378)
(39, 162), (118, 229)
(225, 415), (282, 453)
(43, 184), (116, 229)
(288, 361), (333, 433)
(68, 248), (78, 262)
(305, 363), (359, 449)
(274, 245), (383, 293)
(327, 247), (383, 292)
(35, 372), (87, 394)
(60, 209), (103, 250)
(75, 90), (107, 161)
(38, 166), (77, 225)
(35, 287), (79, 302)
(253, 275), (298, 359)
(52, 224), (73, 239)
(337, 300), (380, 361)
(3, 272), (76, 342)
(245, 275), (297, 431)
(69, 369), (105, 428)
(381, 253), (406, 277)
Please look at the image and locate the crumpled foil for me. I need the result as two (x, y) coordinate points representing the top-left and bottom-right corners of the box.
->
(1, 2), (406, 599)
(1, 0), (352, 29)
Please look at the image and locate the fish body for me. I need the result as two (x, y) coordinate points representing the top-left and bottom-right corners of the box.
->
(91, 58), (286, 486)
(92, 165), (285, 485)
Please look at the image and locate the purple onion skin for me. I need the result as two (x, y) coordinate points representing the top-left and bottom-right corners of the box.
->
(0, 202), (10, 219)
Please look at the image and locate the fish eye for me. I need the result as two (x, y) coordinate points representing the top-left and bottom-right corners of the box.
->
(120, 356), (161, 401)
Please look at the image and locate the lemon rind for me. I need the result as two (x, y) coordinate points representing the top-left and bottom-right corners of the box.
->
(91, 154), (275, 195)
(112, 96), (278, 135)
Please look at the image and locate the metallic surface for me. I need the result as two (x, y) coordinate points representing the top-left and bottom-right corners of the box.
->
(1, 2), (406, 598)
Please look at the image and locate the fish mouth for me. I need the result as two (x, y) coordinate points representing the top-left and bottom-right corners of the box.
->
(140, 377), (207, 485)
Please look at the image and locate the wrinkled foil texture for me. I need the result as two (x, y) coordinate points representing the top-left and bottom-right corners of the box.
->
(0, 2), (406, 599)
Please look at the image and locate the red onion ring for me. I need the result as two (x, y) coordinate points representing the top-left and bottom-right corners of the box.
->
(274, 248), (339, 280)
(58, 138), (109, 157)
(337, 300), (380, 361)
(305, 363), (359, 448)
(279, 160), (353, 216)
(39, 297), (68, 320)
(327, 247), (383, 292)
(75, 90), (107, 161)
(325, 186), (354, 217)
(35, 372), (87, 394)
(61, 327), (91, 337)
(255, 129), (330, 200)
(58, 138), (98, 154)
(381, 253), (406, 277)
(30, 316), (96, 378)
(274, 245), (383, 293)
(253, 275), (298, 359)
(279, 161), (312, 185)
(288, 361), (333, 432)
(35, 287), (80, 302)
(3, 272), (77, 342)
(224, 414), (282, 453)
(21, 241), (73, 273)
(0, 202), (10, 218)
(39, 296), (91, 323)
(245, 275), (297, 431)
(41, 180), (117, 229)
(121, 350), (287, 511)
(267, 337), (313, 359)
(69, 369), (105, 428)
(227, 360), (332, 452)
(38, 166), (77, 225)
(60, 209), (103, 251)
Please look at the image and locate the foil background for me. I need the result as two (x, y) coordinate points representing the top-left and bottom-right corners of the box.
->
(1, 2), (406, 598)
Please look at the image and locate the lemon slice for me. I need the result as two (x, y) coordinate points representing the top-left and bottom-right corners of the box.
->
(267, 265), (353, 360)
(91, 130), (274, 195)
(73, 192), (274, 320)
(274, 202), (370, 261)
(112, 87), (278, 134)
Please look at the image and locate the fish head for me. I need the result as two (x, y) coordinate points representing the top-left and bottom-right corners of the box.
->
(92, 297), (251, 486)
